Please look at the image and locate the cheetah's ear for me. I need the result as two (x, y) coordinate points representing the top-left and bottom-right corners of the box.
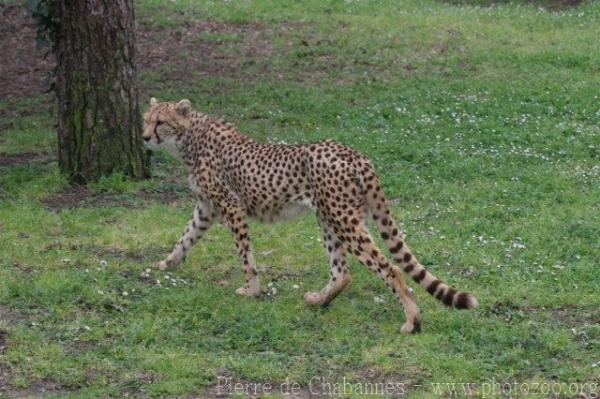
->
(176, 99), (191, 117)
(150, 97), (157, 107)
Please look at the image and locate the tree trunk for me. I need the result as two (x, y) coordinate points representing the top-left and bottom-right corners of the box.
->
(55, 0), (149, 183)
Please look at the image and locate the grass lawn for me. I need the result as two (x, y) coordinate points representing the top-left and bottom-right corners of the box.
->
(1, 0), (599, 397)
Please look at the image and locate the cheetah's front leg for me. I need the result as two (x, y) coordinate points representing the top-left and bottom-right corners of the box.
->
(222, 205), (261, 297)
(159, 201), (216, 270)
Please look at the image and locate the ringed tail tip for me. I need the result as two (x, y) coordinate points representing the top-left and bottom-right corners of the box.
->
(454, 292), (478, 310)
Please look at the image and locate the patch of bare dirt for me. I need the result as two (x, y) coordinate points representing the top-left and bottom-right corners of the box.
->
(65, 339), (99, 355)
(489, 302), (598, 326)
(41, 185), (91, 210)
(261, 264), (301, 283)
(117, 371), (156, 398)
(0, 365), (70, 399)
(0, 3), (300, 102)
(0, 306), (32, 357)
(91, 245), (150, 263)
(0, 3), (54, 101)
(100, 248), (146, 263)
(138, 188), (185, 204)
(136, 17), (273, 89)
(0, 363), (11, 395)
(0, 308), (68, 398)
(0, 152), (55, 167)
(0, 330), (7, 354)
(41, 185), (192, 211)
(0, 305), (30, 328)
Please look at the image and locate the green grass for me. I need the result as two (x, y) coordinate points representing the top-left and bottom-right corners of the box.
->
(1, 0), (599, 397)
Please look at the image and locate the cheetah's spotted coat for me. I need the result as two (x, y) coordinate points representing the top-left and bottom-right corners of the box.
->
(143, 98), (477, 333)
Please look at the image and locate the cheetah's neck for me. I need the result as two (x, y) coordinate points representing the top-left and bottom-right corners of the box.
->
(168, 112), (250, 169)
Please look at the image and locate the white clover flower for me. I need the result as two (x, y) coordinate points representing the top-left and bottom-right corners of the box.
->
(374, 296), (386, 304)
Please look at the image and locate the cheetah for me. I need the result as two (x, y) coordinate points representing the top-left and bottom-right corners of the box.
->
(142, 98), (477, 333)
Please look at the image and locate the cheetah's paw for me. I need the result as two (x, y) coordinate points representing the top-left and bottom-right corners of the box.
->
(235, 286), (261, 297)
(158, 260), (176, 271)
(400, 319), (421, 334)
(304, 291), (325, 305)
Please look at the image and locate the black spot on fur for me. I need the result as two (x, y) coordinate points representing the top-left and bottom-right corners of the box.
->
(390, 241), (403, 253)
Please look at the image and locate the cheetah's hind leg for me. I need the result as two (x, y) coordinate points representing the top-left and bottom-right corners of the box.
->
(344, 226), (421, 334)
(325, 215), (421, 334)
(304, 217), (351, 306)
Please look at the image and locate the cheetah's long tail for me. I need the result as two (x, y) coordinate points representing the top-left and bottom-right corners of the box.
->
(360, 164), (478, 310)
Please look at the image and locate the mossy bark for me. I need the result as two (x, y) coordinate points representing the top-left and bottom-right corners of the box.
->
(55, 0), (149, 183)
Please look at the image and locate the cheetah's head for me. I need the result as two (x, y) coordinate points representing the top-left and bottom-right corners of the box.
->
(142, 98), (193, 145)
